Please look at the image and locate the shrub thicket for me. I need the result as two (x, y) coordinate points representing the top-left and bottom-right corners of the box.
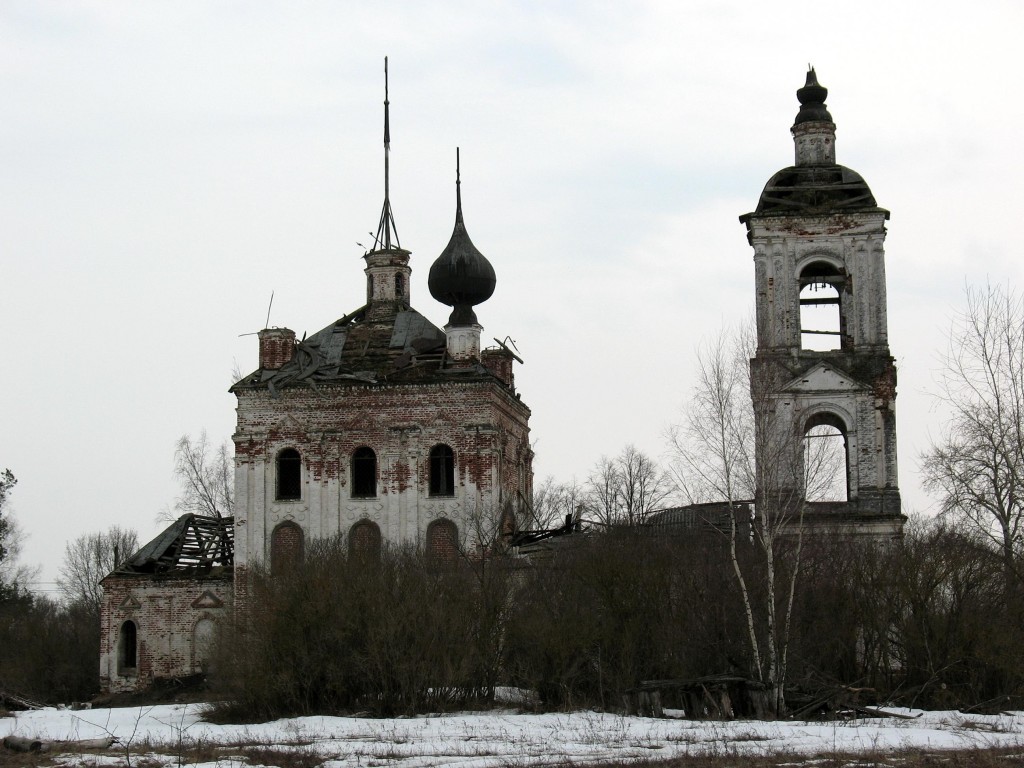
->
(208, 516), (1024, 720)
(207, 536), (514, 720)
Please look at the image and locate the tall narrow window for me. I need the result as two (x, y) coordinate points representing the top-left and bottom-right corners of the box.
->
(276, 448), (301, 500)
(193, 618), (216, 673)
(119, 620), (138, 673)
(395, 272), (405, 298)
(271, 521), (304, 574)
(352, 447), (377, 498)
(429, 444), (455, 496)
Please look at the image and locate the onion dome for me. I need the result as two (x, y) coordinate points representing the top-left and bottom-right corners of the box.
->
(794, 67), (833, 125)
(428, 150), (496, 326)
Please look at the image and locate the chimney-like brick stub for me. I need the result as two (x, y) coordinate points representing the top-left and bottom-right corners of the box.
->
(481, 348), (514, 387)
(258, 328), (296, 370)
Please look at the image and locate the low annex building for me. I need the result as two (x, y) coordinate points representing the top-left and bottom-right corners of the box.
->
(99, 63), (533, 694)
(99, 515), (233, 693)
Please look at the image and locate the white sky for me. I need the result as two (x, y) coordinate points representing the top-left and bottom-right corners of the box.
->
(3, 1), (1024, 587)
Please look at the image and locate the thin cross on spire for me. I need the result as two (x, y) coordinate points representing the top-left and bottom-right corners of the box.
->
(372, 56), (400, 251)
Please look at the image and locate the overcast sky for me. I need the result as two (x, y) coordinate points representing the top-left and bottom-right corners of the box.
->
(4, 1), (1024, 590)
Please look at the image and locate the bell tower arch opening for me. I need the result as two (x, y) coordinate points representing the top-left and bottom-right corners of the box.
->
(802, 412), (848, 502)
(799, 261), (846, 352)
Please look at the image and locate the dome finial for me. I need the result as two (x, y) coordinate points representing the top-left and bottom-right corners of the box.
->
(456, 146), (463, 224)
(794, 65), (832, 125)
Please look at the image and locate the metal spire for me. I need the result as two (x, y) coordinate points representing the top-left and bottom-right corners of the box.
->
(372, 56), (400, 251)
(455, 147), (463, 224)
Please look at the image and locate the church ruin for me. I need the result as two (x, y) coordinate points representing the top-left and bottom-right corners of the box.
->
(99, 67), (903, 694)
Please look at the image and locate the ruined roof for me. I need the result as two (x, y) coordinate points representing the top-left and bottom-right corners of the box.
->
(231, 304), (512, 396)
(108, 514), (234, 577)
(749, 165), (884, 216)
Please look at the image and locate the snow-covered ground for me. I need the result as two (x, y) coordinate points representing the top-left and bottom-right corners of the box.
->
(3, 704), (1024, 767)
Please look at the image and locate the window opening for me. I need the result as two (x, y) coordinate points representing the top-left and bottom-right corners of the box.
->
(119, 620), (138, 673)
(276, 448), (301, 500)
(395, 273), (405, 298)
(352, 447), (377, 498)
(429, 444), (455, 496)
(803, 420), (849, 502)
(799, 262), (845, 351)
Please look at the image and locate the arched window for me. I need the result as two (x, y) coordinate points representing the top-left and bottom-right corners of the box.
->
(394, 272), (405, 298)
(352, 447), (377, 498)
(803, 413), (849, 502)
(427, 519), (458, 564)
(271, 521), (304, 574)
(349, 520), (382, 560)
(429, 444), (455, 497)
(193, 618), (216, 673)
(276, 448), (301, 501)
(799, 261), (846, 351)
(118, 620), (138, 674)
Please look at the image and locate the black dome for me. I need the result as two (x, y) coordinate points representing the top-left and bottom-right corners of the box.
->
(428, 157), (496, 323)
(428, 220), (495, 312)
(794, 67), (833, 125)
(754, 165), (879, 214)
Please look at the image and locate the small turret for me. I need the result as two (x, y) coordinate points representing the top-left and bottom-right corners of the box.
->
(363, 56), (412, 320)
(792, 67), (836, 166)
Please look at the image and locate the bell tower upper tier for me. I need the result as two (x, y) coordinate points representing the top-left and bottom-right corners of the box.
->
(740, 68), (891, 356)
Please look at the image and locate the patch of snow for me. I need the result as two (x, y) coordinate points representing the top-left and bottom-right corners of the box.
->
(2, 705), (1023, 767)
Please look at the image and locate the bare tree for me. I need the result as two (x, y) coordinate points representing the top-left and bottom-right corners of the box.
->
(585, 446), (674, 527)
(668, 325), (811, 715)
(0, 469), (16, 590)
(922, 282), (1024, 590)
(57, 526), (140, 615)
(586, 456), (622, 526)
(172, 431), (235, 520)
(526, 476), (586, 530)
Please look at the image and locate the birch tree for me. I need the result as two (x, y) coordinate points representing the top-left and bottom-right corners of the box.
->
(668, 325), (811, 715)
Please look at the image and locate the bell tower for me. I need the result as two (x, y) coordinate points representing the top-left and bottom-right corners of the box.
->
(739, 69), (903, 535)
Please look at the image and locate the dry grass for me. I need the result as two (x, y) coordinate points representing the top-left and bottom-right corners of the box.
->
(4, 743), (1024, 768)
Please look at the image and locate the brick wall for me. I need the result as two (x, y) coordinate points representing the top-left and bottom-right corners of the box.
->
(99, 574), (232, 694)
(232, 377), (532, 575)
(258, 328), (296, 370)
